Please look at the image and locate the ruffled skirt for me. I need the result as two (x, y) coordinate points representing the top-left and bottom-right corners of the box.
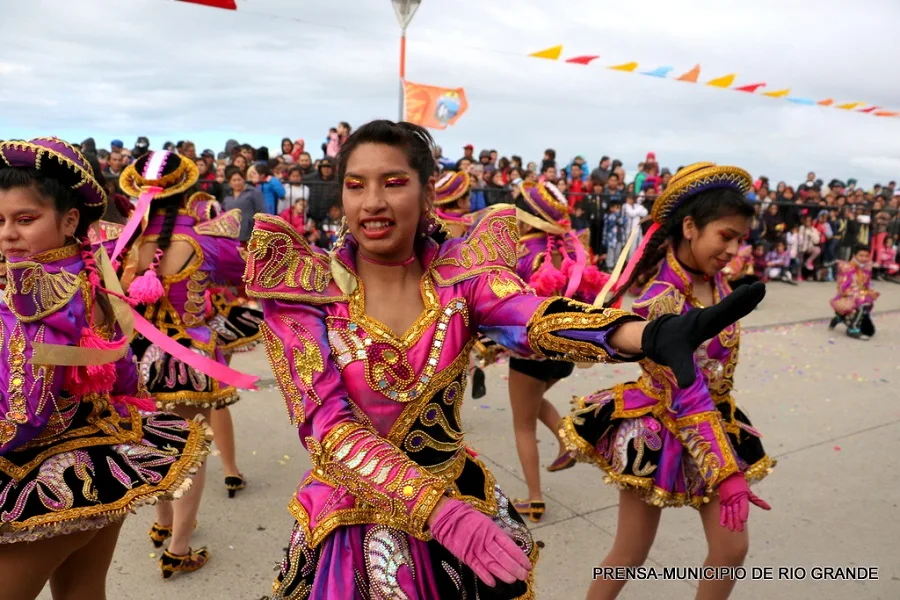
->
(560, 385), (775, 508)
(265, 487), (537, 600)
(208, 294), (263, 356)
(132, 326), (239, 410)
(0, 395), (210, 543)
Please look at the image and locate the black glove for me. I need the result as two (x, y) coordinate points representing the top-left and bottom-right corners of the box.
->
(641, 282), (766, 388)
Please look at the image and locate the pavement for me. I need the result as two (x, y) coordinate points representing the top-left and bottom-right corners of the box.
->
(39, 279), (900, 600)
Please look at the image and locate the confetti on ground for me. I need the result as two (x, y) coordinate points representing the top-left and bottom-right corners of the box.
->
(149, 553), (156, 559)
(834, 446), (842, 451)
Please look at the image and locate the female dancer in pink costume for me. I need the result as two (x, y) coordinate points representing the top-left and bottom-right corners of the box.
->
(0, 138), (209, 599)
(247, 122), (765, 599)
(509, 181), (612, 523)
(560, 163), (775, 600)
(118, 152), (250, 578)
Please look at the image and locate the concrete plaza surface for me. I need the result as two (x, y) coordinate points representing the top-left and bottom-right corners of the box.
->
(39, 281), (900, 600)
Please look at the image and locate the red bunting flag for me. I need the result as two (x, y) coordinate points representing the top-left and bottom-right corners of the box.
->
(734, 83), (766, 93)
(858, 106), (880, 113)
(566, 55), (600, 65)
(178, 0), (237, 9)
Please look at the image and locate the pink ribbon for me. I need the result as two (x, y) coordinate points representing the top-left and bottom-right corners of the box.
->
(612, 222), (661, 294)
(132, 311), (259, 390)
(111, 186), (161, 262)
(563, 230), (587, 298)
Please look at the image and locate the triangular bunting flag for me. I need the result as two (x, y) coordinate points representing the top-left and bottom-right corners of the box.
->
(763, 89), (790, 98)
(787, 98), (816, 105)
(178, 0), (237, 9)
(858, 106), (880, 113)
(641, 66), (673, 78)
(677, 64), (701, 82)
(875, 111), (899, 117)
(734, 83), (766, 93)
(707, 74), (737, 88)
(529, 45), (563, 60)
(818, 99), (834, 106)
(836, 102), (863, 110)
(609, 62), (639, 72)
(566, 55), (600, 65)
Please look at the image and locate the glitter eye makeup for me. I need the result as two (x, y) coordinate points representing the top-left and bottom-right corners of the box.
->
(384, 175), (410, 187)
(344, 176), (365, 189)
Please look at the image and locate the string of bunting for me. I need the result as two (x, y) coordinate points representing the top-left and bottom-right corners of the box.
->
(528, 45), (898, 118)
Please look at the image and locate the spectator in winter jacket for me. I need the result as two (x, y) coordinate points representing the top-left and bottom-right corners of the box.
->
(251, 164), (285, 214)
(279, 198), (313, 234)
(306, 157), (340, 223)
(603, 201), (626, 270)
(590, 156), (612, 186)
(196, 157), (224, 201)
(223, 168), (266, 242)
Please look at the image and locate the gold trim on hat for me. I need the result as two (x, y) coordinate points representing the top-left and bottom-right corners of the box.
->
(434, 171), (472, 206)
(118, 154), (200, 200)
(520, 181), (569, 226)
(650, 163), (752, 226)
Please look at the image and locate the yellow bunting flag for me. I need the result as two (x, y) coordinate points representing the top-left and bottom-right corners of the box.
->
(609, 62), (639, 72)
(677, 64), (701, 82)
(836, 102), (863, 110)
(707, 74), (737, 88)
(529, 45), (563, 60)
(763, 88), (790, 98)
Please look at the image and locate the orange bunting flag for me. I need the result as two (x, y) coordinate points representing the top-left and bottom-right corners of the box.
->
(677, 64), (701, 82)
(836, 102), (864, 110)
(609, 62), (639, 72)
(735, 83), (766, 93)
(763, 88), (790, 98)
(402, 81), (468, 130)
(566, 55), (600, 65)
(707, 74), (737, 88)
(875, 111), (899, 117)
(818, 99), (834, 106)
(178, 0), (237, 8)
(529, 45), (563, 60)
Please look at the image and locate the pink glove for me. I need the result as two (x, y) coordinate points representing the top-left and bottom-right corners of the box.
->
(718, 473), (771, 532)
(429, 498), (532, 587)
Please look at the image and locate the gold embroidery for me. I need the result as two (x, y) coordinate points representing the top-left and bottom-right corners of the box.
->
(488, 271), (525, 299)
(632, 282), (685, 319)
(349, 274), (440, 349)
(245, 216), (337, 300)
(193, 209), (242, 239)
(676, 411), (739, 487)
(280, 316), (325, 407)
(431, 209), (520, 286)
(5, 259), (83, 323)
(526, 297), (635, 363)
(183, 269), (210, 328)
(261, 322), (307, 425)
(5, 323), (31, 426)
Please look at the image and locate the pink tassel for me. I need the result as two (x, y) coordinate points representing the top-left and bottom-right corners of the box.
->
(529, 260), (566, 296)
(578, 266), (608, 300)
(64, 328), (126, 395)
(112, 395), (157, 412)
(128, 248), (165, 304)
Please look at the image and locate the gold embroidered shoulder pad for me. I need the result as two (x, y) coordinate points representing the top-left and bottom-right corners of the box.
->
(835, 261), (855, 275)
(243, 214), (346, 304)
(194, 209), (241, 239)
(631, 281), (686, 320)
(4, 260), (83, 323)
(431, 204), (520, 287)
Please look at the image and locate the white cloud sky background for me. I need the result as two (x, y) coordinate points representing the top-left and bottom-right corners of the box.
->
(1, 0), (899, 186)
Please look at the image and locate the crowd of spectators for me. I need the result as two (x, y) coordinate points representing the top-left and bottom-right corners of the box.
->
(81, 126), (900, 284)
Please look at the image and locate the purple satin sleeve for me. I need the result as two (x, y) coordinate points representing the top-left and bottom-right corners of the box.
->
(210, 237), (247, 286)
(0, 303), (80, 455)
(557, 328), (621, 359)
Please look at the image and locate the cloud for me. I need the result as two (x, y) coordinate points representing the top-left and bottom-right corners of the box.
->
(0, 0), (898, 185)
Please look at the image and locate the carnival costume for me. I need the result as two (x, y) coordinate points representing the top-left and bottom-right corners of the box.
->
(0, 138), (209, 544)
(118, 153), (248, 410)
(560, 163), (775, 509)
(434, 171), (475, 238)
(829, 258), (879, 339)
(187, 192), (264, 356)
(247, 193), (767, 598)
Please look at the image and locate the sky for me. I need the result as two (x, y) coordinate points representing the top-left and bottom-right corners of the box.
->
(1, 0), (899, 187)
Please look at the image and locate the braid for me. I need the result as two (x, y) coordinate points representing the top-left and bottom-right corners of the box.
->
(606, 226), (669, 306)
(156, 197), (180, 252)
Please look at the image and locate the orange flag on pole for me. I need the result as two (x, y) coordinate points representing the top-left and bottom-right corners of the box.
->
(403, 81), (468, 130)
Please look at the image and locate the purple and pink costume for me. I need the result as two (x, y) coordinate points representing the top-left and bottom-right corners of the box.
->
(127, 203), (248, 409)
(245, 206), (643, 599)
(561, 249), (774, 507)
(0, 245), (209, 543)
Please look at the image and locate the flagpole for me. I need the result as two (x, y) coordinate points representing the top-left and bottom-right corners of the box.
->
(399, 27), (407, 121)
(392, 0), (421, 123)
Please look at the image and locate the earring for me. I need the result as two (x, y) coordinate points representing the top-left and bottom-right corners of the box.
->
(333, 216), (348, 250)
